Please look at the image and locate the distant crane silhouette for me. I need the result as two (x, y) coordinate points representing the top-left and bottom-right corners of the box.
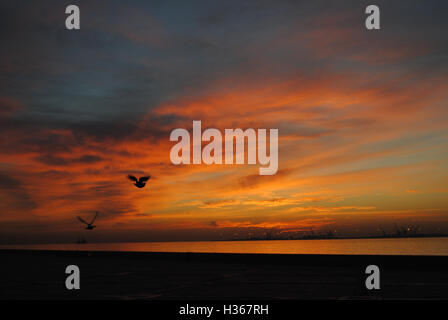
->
(377, 225), (387, 236)
(128, 175), (151, 188)
(407, 225), (420, 235)
(394, 223), (421, 236)
(77, 211), (98, 230)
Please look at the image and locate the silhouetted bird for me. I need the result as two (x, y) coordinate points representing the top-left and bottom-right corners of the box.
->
(128, 175), (151, 188)
(77, 211), (98, 230)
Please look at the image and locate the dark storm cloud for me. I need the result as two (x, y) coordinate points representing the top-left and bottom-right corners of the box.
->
(0, 0), (250, 128)
(0, 112), (176, 159)
(2, 0), (447, 140)
(1, 0), (447, 150)
(0, 171), (36, 211)
(2, 0), (445, 156)
(0, 172), (22, 189)
(34, 154), (104, 166)
(0, 97), (22, 117)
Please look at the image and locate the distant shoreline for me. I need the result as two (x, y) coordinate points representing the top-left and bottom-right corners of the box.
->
(222, 234), (448, 242)
(1, 234), (447, 247)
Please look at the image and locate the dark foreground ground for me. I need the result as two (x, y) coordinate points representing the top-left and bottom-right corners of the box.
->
(1, 250), (448, 300)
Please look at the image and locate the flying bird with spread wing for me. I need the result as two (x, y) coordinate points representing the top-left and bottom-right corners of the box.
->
(77, 211), (98, 230)
(128, 175), (151, 188)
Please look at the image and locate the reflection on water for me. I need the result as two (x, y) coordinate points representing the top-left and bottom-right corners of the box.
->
(1, 237), (448, 255)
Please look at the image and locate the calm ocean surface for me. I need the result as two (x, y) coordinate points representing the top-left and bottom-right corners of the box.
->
(2, 237), (448, 255)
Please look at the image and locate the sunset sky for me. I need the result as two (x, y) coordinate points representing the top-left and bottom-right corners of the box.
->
(1, 0), (448, 243)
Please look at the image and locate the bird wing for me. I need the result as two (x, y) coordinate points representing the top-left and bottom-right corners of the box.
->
(128, 175), (138, 182)
(138, 176), (151, 183)
(90, 211), (98, 225)
(77, 216), (89, 225)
